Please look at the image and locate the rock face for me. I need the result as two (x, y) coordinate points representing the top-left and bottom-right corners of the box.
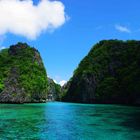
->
(62, 40), (140, 105)
(0, 68), (25, 103)
(47, 78), (61, 101)
(0, 43), (48, 103)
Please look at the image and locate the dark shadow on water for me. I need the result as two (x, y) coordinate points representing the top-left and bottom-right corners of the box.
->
(88, 113), (102, 117)
(120, 111), (140, 131)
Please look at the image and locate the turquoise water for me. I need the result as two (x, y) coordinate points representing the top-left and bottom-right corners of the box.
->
(0, 102), (140, 140)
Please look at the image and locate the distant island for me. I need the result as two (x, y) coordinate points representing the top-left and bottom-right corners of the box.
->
(0, 40), (140, 105)
(0, 43), (60, 103)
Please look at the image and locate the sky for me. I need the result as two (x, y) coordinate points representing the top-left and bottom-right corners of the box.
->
(0, 0), (140, 85)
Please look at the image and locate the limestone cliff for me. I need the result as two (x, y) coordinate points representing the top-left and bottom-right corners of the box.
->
(62, 40), (140, 105)
(0, 43), (48, 103)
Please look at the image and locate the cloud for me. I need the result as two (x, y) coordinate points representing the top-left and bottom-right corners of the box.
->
(53, 79), (57, 84)
(59, 80), (67, 86)
(52, 79), (67, 86)
(115, 25), (131, 33)
(0, 0), (67, 39)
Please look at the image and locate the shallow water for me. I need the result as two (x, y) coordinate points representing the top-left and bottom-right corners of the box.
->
(0, 102), (140, 140)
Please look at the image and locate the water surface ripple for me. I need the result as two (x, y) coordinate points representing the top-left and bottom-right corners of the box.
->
(0, 102), (140, 140)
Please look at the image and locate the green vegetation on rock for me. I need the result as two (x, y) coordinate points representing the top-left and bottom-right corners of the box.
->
(47, 78), (62, 101)
(0, 43), (48, 103)
(62, 40), (140, 105)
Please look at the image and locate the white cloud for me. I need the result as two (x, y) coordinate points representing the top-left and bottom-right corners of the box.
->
(59, 80), (67, 86)
(53, 79), (57, 84)
(52, 79), (67, 86)
(115, 25), (131, 33)
(0, 0), (67, 39)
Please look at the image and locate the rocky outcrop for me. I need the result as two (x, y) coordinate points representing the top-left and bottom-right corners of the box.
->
(0, 68), (26, 103)
(0, 43), (48, 103)
(62, 40), (140, 105)
(47, 78), (61, 101)
(8, 43), (28, 55)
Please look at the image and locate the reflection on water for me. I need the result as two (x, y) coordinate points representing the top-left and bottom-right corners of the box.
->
(0, 102), (140, 140)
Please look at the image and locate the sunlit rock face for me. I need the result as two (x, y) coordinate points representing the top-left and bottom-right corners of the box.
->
(0, 43), (48, 103)
(47, 78), (61, 101)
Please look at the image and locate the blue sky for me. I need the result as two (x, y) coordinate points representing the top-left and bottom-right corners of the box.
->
(0, 0), (140, 84)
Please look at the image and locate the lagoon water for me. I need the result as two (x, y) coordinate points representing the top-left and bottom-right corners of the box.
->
(0, 102), (140, 140)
